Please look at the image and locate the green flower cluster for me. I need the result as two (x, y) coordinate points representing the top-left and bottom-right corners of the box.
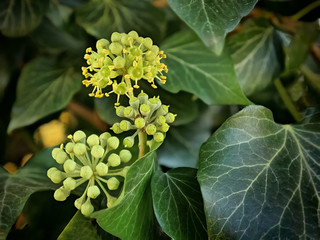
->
(82, 31), (168, 106)
(110, 91), (176, 148)
(47, 130), (132, 216)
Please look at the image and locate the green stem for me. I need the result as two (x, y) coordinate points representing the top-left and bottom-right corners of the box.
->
(138, 131), (147, 158)
(291, 0), (320, 20)
(274, 78), (303, 122)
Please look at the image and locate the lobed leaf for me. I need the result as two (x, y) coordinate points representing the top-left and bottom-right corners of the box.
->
(168, 0), (258, 55)
(161, 31), (251, 105)
(151, 168), (207, 240)
(8, 57), (82, 132)
(0, 0), (49, 37)
(227, 19), (284, 95)
(198, 105), (320, 239)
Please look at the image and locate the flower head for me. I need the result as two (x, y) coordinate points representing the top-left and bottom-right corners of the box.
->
(82, 31), (168, 105)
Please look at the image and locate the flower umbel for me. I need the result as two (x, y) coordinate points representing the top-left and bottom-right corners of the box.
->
(47, 130), (132, 216)
(82, 31), (168, 106)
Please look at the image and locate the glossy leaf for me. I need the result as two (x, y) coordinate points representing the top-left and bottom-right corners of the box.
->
(76, 0), (165, 41)
(161, 31), (251, 105)
(8, 57), (82, 132)
(198, 106), (320, 239)
(168, 0), (258, 55)
(58, 211), (100, 240)
(0, 0), (49, 37)
(0, 149), (58, 238)
(91, 151), (158, 240)
(227, 19), (284, 95)
(151, 168), (207, 240)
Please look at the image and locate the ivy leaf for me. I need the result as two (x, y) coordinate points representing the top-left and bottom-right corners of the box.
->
(0, 148), (57, 238)
(161, 31), (251, 105)
(227, 19), (284, 95)
(198, 106), (320, 239)
(8, 57), (82, 132)
(76, 0), (165, 41)
(91, 151), (159, 240)
(0, 0), (49, 37)
(58, 211), (100, 240)
(151, 168), (207, 240)
(284, 22), (319, 74)
(167, 0), (258, 55)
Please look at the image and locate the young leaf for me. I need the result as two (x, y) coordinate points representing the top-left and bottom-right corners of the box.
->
(76, 0), (165, 41)
(8, 57), (82, 132)
(58, 211), (100, 240)
(198, 106), (320, 239)
(151, 168), (207, 240)
(91, 151), (159, 240)
(0, 0), (49, 37)
(0, 148), (58, 238)
(227, 19), (284, 95)
(168, 0), (258, 55)
(161, 31), (251, 106)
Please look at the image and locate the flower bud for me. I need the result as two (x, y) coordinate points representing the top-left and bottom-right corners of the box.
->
(134, 118), (145, 129)
(148, 97), (161, 111)
(107, 136), (120, 150)
(65, 142), (75, 153)
(115, 106), (125, 117)
(87, 185), (100, 199)
(63, 177), (77, 190)
(73, 130), (86, 143)
(128, 30), (139, 40)
(113, 56), (126, 69)
(166, 113), (176, 123)
(55, 151), (68, 164)
(81, 199), (94, 216)
(157, 105), (169, 116)
(120, 120), (132, 131)
(47, 167), (58, 179)
(111, 123), (123, 134)
(54, 187), (70, 201)
(138, 91), (148, 104)
(108, 153), (121, 167)
(109, 42), (123, 55)
(87, 134), (99, 147)
(146, 124), (157, 135)
(154, 132), (164, 143)
(122, 166), (130, 177)
(107, 177), (120, 190)
(119, 149), (132, 163)
(143, 37), (153, 49)
(96, 38), (110, 51)
(140, 104), (150, 116)
(48, 169), (66, 183)
(124, 106), (135, 118)
(80, 166), (93, 179)
(111, 32), (121, 42)
(63, 159), (76, 173)
(107, 196), (117, 208)
(156, 115), (166, 125)
(100, 132), (111, 147)
(123, 136), (134, 148)
(160, 123), (170, 133)
(129, 97), (139, 110)
(73, 143), (87, 156)
(52, 148), (62, 159)
(91, 145), (105, 159)
(74, 197), (84, 210)
(96, 162), (108, 176)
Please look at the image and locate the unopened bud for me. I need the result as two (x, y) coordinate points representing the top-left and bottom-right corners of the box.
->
(73, 130), (86, 143)
(73, 143), (87, 156)
(91, 145), (104, 159)
(54, 187), (70, 201)
(107, 177), (120, 190)
(113, 56), (126, 69)
(146, 124), (157, 135)
(52, 148), (62, 159)
(115, 106), (125, 117)
(123, 136), (134, 148)
(87, 134), (99, 147)
(81, 199), (94, 216)
(154, 132), (164, 143)
(74, 197), (84, 210)
(48, 169), (66, 183)
(100, 132), (111, 147)
(166, 113), (176, 123)
(161, 123), (170, 133)
(134, 118), (145, 129)
(63, 159), (76, 173)
(87, 186), (100, 199)
(124, 106), (135, 118)
(96, 162), (108, 176)
(80, 166), (93, 179)
(63, 177), (77, 190)
(122, 166), (130, 177)
(108, 153), (121, 167)
(119, 149), (132, 163)
(65, 142), (75, 153)
(107, 136), (120, 150)
(111, 123), (123, 134)
(157, 105), (169, 116)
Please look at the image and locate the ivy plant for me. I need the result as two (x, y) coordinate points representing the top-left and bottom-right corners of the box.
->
(0, 0), (319, 239)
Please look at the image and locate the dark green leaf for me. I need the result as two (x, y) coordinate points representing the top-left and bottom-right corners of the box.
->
(161, 31), (251, 105)
(168, 0), (258, 55)
(228, 19), (284, 95)
(151, 168), (207, 240)
(8, 57), (82, 132)
(91, 151), (159, 240)
(58, 211), (100, 240)
(0, 0), (49, 37)
(198, 105), (320, 239)
(285, 22), (319, 73)
(0, 148), (57, 238)
(76, 0), (165, 41)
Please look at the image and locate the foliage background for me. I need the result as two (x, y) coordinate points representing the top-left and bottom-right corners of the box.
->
(0, 0), (319, 239)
